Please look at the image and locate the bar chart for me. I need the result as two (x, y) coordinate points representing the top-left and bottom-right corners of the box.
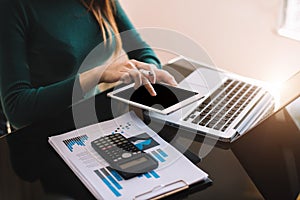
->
(63, 135), (89, 152)
(93, 148), (169, 197)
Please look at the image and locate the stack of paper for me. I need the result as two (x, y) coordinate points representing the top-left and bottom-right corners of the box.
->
(49, 112), (209, 199)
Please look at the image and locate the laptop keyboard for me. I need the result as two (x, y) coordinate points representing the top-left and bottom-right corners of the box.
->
(183, 79), (261, 132)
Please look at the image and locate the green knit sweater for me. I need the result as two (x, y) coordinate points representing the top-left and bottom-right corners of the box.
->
(0, 0), (160, 129)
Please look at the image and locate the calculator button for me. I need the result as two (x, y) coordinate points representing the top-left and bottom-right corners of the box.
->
(122, 153), (132, 158)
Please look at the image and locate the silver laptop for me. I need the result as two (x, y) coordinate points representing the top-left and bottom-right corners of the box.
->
(230, 79), (300, 200)
(149, 56), (282, 142)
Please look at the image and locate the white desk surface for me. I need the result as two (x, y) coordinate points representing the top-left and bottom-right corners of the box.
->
(120, 0), (300, 83)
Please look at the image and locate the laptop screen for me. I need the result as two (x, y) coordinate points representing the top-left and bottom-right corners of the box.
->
(231, 72), (300, 199)
(273, 71), (300, 113)
(236, 70), (300, 139)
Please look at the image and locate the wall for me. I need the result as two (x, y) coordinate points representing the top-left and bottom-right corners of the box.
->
(119, 0), (300, 83)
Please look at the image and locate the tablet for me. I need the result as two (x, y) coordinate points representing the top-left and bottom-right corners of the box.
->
(107, 83), (204, 115)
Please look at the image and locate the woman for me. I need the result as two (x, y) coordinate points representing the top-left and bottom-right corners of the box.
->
(0, 0), (176, 130)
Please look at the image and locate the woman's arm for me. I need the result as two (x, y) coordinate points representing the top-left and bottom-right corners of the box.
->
(0, 1), (83, 129)
(80, 1), (177, 95)
(0, 0), (175, 129)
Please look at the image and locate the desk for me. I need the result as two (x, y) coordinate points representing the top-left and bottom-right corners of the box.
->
(0, 65), (300, 200)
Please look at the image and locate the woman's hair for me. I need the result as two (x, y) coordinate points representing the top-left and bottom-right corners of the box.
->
(81, 0), (122, 55)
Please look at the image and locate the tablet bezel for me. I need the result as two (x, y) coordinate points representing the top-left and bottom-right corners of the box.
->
(107, 83), (204, 115)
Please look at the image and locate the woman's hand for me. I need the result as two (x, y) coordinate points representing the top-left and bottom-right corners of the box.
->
(128, 60), (177, 86)
(79, 59), (177, 95)
(99, 59), (177, 88)
(79, 60), (137, 93)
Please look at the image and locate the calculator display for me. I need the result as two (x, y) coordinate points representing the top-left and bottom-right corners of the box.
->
(120, 157), (147, 169)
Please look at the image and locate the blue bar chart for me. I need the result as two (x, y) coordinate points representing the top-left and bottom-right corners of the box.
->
(63, 135), (88, 152)
(94, 167), (161, 197)
(151, 148), (168, 162)
(94, 152), (167, 198)
(94, 168), (122, 197)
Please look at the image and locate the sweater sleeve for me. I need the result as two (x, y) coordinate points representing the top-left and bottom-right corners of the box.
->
(114, 1), (162, 69)
(0, 0), (83, 129)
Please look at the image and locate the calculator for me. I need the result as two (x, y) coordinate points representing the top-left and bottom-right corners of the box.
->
(91, 133), (158, 179)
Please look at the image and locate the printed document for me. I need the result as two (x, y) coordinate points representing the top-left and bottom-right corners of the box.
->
(48, 112), (208, 199)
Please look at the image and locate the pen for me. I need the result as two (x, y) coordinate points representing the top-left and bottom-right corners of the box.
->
(139, 69), (157, 96)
